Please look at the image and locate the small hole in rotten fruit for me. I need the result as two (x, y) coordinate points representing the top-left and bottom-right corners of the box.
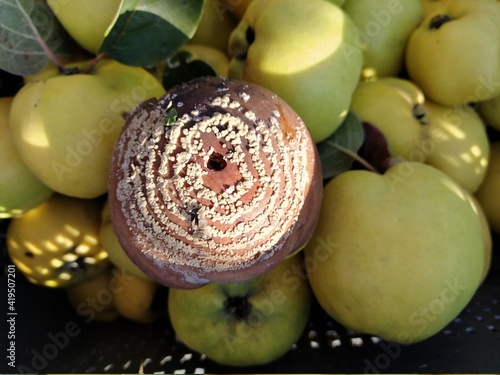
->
(24, 251), (34, 258)
(207, 152), (227, 171)
(224, 296), (252, 321)
(429, 14), (453, 30)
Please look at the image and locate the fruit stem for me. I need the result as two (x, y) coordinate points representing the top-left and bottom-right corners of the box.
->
(332, 143), (379, 173)
(80, 53), (108, 74)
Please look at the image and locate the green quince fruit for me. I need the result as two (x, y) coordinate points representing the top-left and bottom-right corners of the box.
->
(349, 77), (429, 160)
(47, 0), (121, 54)
(0, 97), (53, 218)
(99, 200), (152, 281)
(475, 141), (500, 233)
(9, 59), (166, 199)
(168, 253), (311, 366)
(305, 162), (485, 343)
(181, 44), (230, 77)
(228, 0), (363, 143)
(425, 99), (490, 192)
(343, 0), (423, 79)
(65, 269), (120, 322)
(190, 0), (239, 52)
(7, 193), (109, 288)
(478, 92), (500, 131)
(405, 0), (500, 106)
(112, 268), (159, 324)
(421, 0), (453, 16)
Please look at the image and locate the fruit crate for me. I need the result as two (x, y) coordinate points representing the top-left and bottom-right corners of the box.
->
(1, 218), (500, 375)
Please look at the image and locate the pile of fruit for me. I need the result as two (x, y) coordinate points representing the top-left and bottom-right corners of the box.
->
(1, 0), (499, 369)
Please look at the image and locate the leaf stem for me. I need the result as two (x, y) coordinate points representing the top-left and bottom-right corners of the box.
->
(35, 33), (66, 72)
(15, 0), (66, 72)
(331, 143), (379, 173)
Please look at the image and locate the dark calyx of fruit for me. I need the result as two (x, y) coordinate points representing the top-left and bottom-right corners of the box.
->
(246, 26), (255, 45)
(234, 27), (255, 60)
(429, 14), (453, 30)
(60, 256), (88, 274)
(412, 104), (429, 125)
(224, 296), (252, 321)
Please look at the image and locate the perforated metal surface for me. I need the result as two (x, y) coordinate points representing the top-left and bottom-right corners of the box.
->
(1, 216), (499, 374)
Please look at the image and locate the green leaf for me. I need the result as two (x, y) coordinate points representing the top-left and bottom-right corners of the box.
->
(316, 112), (365, 180)
(100, 0), (204, 68)
(0, 0), (73, 76)
(162, 50), (217, 90)
(164, 108), (178, 126)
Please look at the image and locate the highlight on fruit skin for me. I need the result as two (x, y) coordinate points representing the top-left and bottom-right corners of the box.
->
(108, 76), (323, 289)
(0, 96), (53, 218)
